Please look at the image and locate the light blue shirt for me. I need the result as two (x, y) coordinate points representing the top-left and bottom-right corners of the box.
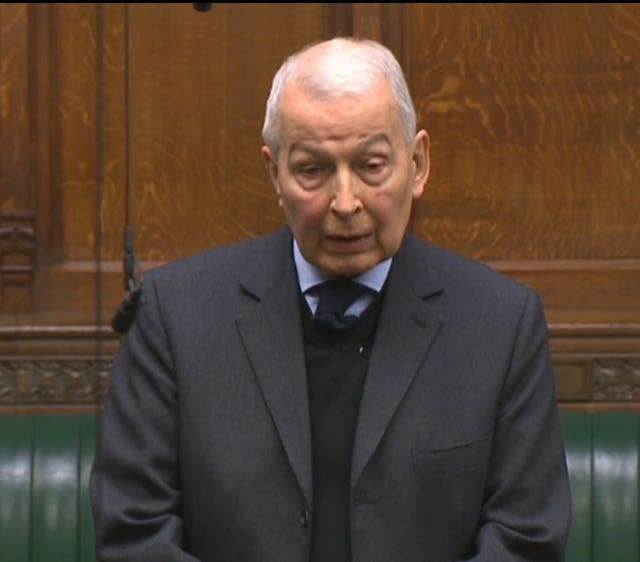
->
(293, 239), (391, 317)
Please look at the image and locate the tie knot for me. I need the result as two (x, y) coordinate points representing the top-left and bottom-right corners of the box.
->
(313, 278), (371, 332)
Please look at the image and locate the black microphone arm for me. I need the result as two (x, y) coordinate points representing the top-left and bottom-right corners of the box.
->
(112, 3), (212, 335)
(111, 225), (142, 335)
(111, 284), (142, 335)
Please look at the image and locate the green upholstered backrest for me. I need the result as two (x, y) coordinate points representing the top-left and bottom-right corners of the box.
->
(0, 411), (638, 561)
(0, 414), (98, 562)
(562, 411), (640, 562)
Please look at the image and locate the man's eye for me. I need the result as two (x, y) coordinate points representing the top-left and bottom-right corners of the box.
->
(361, 159), (388, 176)
(299, 164), (321, 176)
(292, 163), (330, 189)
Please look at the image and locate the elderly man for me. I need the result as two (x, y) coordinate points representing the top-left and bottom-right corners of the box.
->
(91, 37), (571, 562)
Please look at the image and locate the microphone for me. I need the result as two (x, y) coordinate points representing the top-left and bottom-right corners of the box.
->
(111, 284), (142, 335)
(193, 3), (212, 12)
(111, 225), (142, 335)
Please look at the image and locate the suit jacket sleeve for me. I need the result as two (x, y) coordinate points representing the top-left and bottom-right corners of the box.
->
(90, 273), (201, 562)
(459, 289), (571, 561)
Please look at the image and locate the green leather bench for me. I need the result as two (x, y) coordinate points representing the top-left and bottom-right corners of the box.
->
(0, 414), (97, 562)
(0, 411), (638, 561)
(562, 411), (640, 562)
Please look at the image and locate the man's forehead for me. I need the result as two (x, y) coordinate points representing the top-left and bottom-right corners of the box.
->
(280, 90), (401, 138)
(288, 133), (393, 156)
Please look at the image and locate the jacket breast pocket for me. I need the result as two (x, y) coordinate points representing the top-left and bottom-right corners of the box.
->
(411, 435), (491, 478)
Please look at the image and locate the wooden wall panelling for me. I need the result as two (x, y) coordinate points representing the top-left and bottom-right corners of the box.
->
(44, 3), (102, 321)
(0, 2), (346, 408)
(409, 4), (640, 262)
(404, 3), (640, 405)
(109, 3), (326, 261)
(0, 3), (107, 329)
(0, 3), (114, 411)
(324, 3), (353, 38)
(0, 3), (35, 313)
(0, 210), (35, 313)
(2, 3), (639, 408)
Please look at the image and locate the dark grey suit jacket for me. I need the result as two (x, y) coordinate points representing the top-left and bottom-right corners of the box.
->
(90, 226), (571, 561)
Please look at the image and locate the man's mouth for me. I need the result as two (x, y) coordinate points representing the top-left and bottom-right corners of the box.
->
(324, 233), (371, 252)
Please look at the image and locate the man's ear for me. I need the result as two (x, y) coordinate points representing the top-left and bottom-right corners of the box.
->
(411, 129), (430, 199)
(262, 145), (278, 184)
(262, 145), (282, 206)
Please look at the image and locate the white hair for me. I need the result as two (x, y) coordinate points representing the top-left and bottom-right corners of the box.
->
(262, 37), (417, 154)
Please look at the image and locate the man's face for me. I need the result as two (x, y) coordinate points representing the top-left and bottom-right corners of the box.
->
(263, 78), (430, 278)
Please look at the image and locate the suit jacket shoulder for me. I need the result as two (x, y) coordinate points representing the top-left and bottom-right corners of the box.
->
(148, 226), (292, 291)
(126, 226), (294, 338)
(396, 232), (536, 314)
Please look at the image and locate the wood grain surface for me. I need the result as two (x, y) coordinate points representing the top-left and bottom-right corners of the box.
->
(0, 3), (638, 407)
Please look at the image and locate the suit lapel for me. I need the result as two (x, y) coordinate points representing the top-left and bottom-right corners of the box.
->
(235, 230), (313, 505)
(232, 230), (445, 502)
(351, 236), (444, 488)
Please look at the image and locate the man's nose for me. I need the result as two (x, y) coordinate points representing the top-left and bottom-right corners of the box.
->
(330, 170), (363, 215)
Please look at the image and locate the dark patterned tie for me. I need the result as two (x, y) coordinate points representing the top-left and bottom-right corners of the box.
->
(313, 278), (372, 332)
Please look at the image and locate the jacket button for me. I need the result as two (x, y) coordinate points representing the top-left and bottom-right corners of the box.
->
(299, 508), (310, 528)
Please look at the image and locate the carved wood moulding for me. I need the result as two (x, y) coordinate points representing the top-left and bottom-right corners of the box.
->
(554, 357), (640, 402)
(1, 356), (640, 406)
(0, 358), (112, 406)
(593, 359), (640, 401)
(0, 210), (36, 313)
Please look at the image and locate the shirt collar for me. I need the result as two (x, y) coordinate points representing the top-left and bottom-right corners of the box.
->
(293, 238), (391, 294)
